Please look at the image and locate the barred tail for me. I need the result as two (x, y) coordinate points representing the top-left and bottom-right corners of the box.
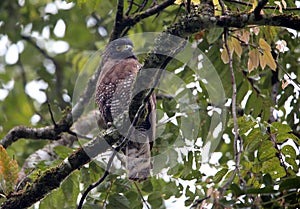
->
(126, 139), (151, 181)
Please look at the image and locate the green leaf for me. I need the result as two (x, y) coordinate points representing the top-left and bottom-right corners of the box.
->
(281, 145), (296, 159)
(270, 122), (292, 134)
(276, 133), (298, 144)
(279, 177), (300, 191)
(230, 184), (244, 196)
(53, 146), (74, 159)
(124, 191), (143, 209)
(238, 116), (255, 134)
(114, 179), (132, 193)
(244, 128), (264, 152)
(258, 141), (276, 161)
(61, 172), (80, 206)
(244, 93), (263, 117)
(245, 187), (275, 194)
(148, 191), (164, 208)
(153, 153), (168, 174)
(236, 84), (250, 107)
(263, 173), (273, 186)
(107, 193), (130, 209)
(213, 168), (228, 183)
(285, 157), (298, 172)
(142, 179), (153, 193)
(162, 96), (177, 117)
(167, 163), (184, 178)
(163, 181), (179, 199)
(262, 157), (286, 179)
(206, 28), (224, 44)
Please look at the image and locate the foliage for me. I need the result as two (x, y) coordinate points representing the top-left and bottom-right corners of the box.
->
(0, 145), (19, 196)
(0, 0), (299, 208)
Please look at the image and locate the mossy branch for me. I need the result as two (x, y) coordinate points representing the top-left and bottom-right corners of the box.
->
(1, 128), (121, 209)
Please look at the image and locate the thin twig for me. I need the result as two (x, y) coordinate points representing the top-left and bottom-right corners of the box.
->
(224, 0), (300, 11)
(46, 99), (57, 127)
(133, 182), (150, 209)
(67, 130), (92, 140)
(220, 28), (244, 194)
(277, 63), (300, 89)
(77, 152), (114, 209)
(116, 0), (124, 23)
(77, 130), (127, 209)
(126, 0), (175, 26)
(223, 0), (252, 7)
(135, 0), (149, 13)
(224, 29), (237, 142)
(17, 59), (44, 121)
(218, 0), (227, 14)
(190, 196), (211, 208)
(21, 35), (65, 108)
(102, 180), (114, 208)
(254, 0), (269, 19)
(125, 0), (134, 15)
(21, 35), (53, 60)
(122, 0), (175, 38)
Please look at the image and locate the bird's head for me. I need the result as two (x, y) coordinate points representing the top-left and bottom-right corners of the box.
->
(104, 38), (135, 60)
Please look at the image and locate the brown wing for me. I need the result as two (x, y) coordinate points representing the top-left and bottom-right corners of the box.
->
(95, 57), (156, 181)
(95, 58), (141, 125)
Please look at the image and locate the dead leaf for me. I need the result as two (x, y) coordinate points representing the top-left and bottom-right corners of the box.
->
(240, 30), (250, 44)
(259, 54), (266, 69)
(194, 30), (206, 40)
(264, 51), (277, 71)
(274, 1), (283, 13)
(221, 49), (229, 64)
(251, 27), (260, 36)
(281, 0), (287, 9)
(259, 38), (271, 51)
(248, 49), (260, 72)
(282, 80), (289, 89)
(232, 38), (243, 57)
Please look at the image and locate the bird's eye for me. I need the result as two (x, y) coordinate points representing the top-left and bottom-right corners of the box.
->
(116, 45), (123, 51)
(116, 45), (132, 51)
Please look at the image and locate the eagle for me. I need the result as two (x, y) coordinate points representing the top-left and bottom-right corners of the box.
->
(95, 38), (156, 181)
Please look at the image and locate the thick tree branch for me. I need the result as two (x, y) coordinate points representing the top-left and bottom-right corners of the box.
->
(216, 13), (300, 30)
(0, 112), (72, 149)
(1, 128), (121, 209)
(17, 133), (77, 190)
(110, 0), (125, 41)
(224, 0), (300, 10)
(1, 56), (101, 148)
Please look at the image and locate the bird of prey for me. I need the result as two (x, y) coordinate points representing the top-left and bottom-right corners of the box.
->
(95, 38), (156, 181)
